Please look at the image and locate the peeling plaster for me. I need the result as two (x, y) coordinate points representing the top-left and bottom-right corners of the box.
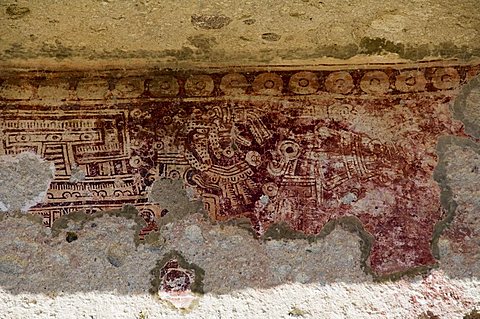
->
(0, 152), (55, 213)
(0, 57), (479, 318)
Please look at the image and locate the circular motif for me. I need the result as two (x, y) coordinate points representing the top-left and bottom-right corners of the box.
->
(62, 192), (72, 199)
(325, 71), (354, 94)
(262, 182), (278, 197)
(129, 156), (143, 168)
(220, 73), (248, 95)
(76, 79), (109, 100)
(162, 116), (173, 125)
(130, 108), (143, 119)
(185, 75), (215, 96)
(328, 103), (354, 121)
(360, 71), (390, 94)
(16, 134), (30, 142)
(79, 133), (94, 141)
(140, 209), (155, 223)
(288, 71), (319, 95)
(207, 174), (220, 184)
(148, 76), (179, 97)
(278, 140), (300, 160)
(395, 70), (426, 92)
(115, 78), (144, 98)
(252, 73), (283, 95)
(222, 147), (235, 158)
(245, 151), (262, 167)
(168, 170), (181, 179)
(46, 134), (62, 142)
(432, 67), (460, 90)
(94, 190), (107, 198)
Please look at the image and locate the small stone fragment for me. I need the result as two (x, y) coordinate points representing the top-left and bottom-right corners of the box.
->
(259, 195), (270, 205)
(191, 14), (232, 30)
(288, 306), (310, 317)
(341, 192), (358, 204)
(294, 272), (310, 283)
(106, 244), (127, 267)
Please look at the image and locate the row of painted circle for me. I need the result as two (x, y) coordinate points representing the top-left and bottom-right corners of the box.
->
(147, 68), (460, 96)
(0, 67), (461, 100)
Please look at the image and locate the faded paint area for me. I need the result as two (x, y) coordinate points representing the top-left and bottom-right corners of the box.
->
(0, 210), (479, 318)
(452, 73), (480, 138)
(0, 152), (55, 212)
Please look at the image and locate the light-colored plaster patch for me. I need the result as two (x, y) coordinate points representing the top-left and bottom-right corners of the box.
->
(0, 152), (55, 213)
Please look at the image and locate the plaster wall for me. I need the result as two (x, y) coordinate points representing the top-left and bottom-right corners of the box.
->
(1, 1), (480, 319)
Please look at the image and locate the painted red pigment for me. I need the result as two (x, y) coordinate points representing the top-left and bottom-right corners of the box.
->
(0, 62), (478, 276)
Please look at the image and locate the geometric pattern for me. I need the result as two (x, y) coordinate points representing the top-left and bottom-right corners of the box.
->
(1, 60), (479, 275)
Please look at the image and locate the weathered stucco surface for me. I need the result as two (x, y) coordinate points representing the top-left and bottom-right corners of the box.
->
(0, 210), (479, 318)
(1, 1), (480, 318)
(1, 0), (480, 65)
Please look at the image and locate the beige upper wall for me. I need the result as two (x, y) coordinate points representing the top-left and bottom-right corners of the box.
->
(1, 0), (479, 67)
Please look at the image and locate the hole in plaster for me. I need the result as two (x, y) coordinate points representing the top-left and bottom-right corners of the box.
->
(66, 232), (79, 243)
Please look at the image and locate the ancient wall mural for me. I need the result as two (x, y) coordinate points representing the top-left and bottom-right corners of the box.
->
(1, 61), (479, 277)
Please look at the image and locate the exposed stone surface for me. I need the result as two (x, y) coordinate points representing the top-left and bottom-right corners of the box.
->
(437, 139), (480, 278)
(0, 211), (478, 318)
(0, 210), (366, 294)
(453, 74), (480, 138)
(148, 179), (204, 227)
(0, 152), (54, 212)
